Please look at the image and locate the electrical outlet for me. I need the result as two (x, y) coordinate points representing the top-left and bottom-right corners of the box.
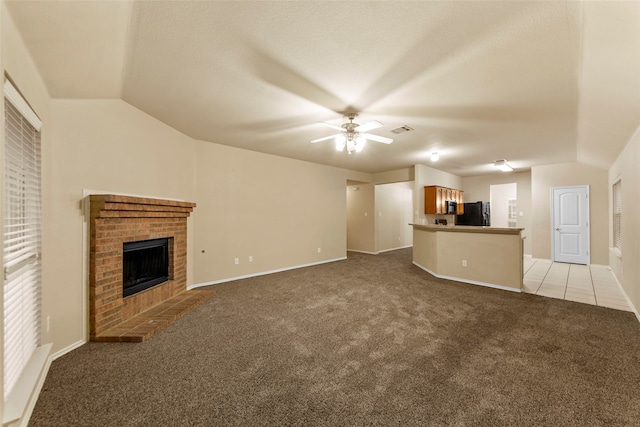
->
(317, 247), (321, 253)
(234, 258), (239, 265)
(462, 260), (467, 267)
(46, 316), (51, 333)
(364, 212), (368, 217)
(249, 256), (253, 262)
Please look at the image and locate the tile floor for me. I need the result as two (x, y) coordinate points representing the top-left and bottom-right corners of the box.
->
(523, 258), (632, 312)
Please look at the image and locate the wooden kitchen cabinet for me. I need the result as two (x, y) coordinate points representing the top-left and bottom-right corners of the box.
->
(424, 186), (464, 215)
(455, 190), (464, 214)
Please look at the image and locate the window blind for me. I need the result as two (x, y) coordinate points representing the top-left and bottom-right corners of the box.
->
(3, 81), (42, 401)
(613, 179), (622, 251)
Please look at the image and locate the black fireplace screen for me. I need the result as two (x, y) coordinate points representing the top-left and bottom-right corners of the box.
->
(122, 238), (169, 297)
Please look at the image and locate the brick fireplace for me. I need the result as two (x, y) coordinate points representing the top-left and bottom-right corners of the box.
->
(89, 194), (213, 342)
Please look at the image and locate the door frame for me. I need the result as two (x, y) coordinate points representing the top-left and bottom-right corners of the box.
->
(550, 185), (590, 265)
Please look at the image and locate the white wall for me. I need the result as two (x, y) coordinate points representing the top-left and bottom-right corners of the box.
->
(375, 182), (413, 252)
(608, 125), (640, 315)
(490, 182), (517, 228)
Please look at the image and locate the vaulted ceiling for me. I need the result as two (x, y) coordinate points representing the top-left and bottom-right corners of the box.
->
(6, 1), (640, 175)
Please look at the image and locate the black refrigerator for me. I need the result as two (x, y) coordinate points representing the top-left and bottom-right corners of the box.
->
(455, 202), (490, 226)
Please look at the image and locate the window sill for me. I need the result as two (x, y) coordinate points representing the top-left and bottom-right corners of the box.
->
(3, 343), (52, 427)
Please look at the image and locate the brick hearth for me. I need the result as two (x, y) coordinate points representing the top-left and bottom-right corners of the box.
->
(89, 194), (213, 342)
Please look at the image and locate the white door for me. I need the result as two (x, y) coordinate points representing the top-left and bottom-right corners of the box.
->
(552, 186), (589, 264)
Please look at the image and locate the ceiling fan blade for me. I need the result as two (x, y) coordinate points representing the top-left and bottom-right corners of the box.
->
(355, 120), (383, 133)
(318, 122), (344, 132)
(363, 133), (393, 144)
(311, 134), (339, 143)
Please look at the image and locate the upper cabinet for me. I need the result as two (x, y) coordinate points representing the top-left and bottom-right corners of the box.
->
(424, 186), (464, 215)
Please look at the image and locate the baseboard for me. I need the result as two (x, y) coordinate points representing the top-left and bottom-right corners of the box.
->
(188, 257), (347, 289)
(50, 339), (86, 361)
(412, 261), (522, 293)
(378, 245), (413, 253)
(347, 245), (413, 255)
(610, 270), (640, 324)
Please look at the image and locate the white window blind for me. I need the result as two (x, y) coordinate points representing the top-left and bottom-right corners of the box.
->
(613, 179), (622, 251)
(3, 80), (42, 401)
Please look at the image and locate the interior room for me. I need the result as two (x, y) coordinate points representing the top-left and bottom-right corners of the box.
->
(2, 1), (640, 425)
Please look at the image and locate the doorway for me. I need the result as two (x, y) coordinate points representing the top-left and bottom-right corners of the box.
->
(490, 183), (517, 228)
(552, 185), (589, 264)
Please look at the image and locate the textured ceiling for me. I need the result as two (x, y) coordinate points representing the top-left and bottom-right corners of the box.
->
(6, 1), (640, 175)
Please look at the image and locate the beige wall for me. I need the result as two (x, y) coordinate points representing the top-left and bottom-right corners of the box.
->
(372, 167), (414, 184)
(375, 182), (413, 252)
(413, 163), (463, 225)
(193, 141), (352, 283)
(608, 126), (640, 313)
(49, 100), (198, 350)
(412, 227), (523, 291)
(347, 184), (375, 253)
(531, 162), (608, 264)
(347, 180), (414, 254)
(461, 171), (532, 254)
(436, 231), (522, 290)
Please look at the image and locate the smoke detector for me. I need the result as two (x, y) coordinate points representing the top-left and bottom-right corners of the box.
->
(389, 125), (414, 134)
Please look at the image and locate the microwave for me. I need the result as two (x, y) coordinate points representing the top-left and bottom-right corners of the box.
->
(446, 201), (457, 214)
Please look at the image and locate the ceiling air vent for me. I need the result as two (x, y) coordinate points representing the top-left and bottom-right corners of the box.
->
(390, 125), (414, 134)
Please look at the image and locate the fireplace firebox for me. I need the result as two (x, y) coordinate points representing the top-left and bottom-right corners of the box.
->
(123, 238), (170, 297)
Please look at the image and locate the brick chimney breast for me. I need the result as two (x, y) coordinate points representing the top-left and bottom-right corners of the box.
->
(88, 195), (196, 340)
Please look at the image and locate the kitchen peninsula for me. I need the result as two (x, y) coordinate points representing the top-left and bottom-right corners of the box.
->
(411, 223), (524, 292)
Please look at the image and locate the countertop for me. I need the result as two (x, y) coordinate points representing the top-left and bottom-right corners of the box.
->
(410, 223), (524, 235)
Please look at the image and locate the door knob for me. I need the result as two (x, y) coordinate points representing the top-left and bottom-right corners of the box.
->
(555, 228), (561, 231)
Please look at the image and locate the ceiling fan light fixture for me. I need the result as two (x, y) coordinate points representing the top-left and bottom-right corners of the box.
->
(312, 114), (392, 153)
(347, 138), (356, 153)
(431, 152), (439, 162)
(494, 159), (513, 172)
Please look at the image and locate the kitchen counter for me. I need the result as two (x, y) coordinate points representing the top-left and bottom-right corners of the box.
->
(411, 223), (523, 235)
(411, 223), (524, 292)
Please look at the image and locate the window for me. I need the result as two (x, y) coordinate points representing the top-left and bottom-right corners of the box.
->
(3, 79), (42, 401)
(612, 179), (622, 253)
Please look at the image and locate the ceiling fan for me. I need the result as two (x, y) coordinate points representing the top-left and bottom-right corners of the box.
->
(311, 113), (393, 153)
